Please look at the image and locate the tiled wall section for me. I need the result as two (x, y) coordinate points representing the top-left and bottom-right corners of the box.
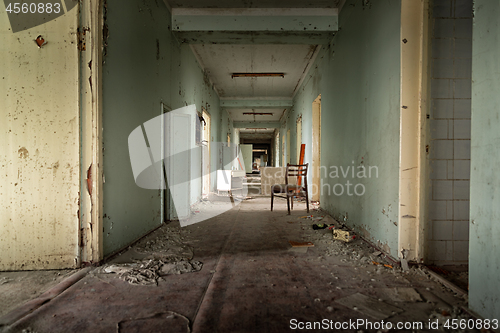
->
(428, 0), (472, 265)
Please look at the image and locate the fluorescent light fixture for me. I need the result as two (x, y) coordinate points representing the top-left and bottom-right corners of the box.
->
(243, 112), (274, 116)
(232, 73), (285, 78)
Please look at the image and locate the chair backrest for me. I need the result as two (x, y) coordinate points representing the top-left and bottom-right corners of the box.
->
(285, 163), (308, 186)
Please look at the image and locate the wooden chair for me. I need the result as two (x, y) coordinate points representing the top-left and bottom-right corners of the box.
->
(270, 163), (309, 215)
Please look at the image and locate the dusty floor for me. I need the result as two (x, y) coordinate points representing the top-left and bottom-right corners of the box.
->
(0, 270), (76, 317)
(1, 197), (476, 333)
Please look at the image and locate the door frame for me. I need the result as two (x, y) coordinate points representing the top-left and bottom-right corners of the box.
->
(202, 108), (211, 198)
(312, 95), (321, 202)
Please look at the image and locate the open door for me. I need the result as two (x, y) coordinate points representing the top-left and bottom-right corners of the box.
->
(165, 110), (192, 220)
(312, 95), (321, 202)
(202, 108), (211, 198)
(296, 116), (302, 164)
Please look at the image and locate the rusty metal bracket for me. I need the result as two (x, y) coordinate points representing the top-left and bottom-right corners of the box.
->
(77, 27), (90, 51)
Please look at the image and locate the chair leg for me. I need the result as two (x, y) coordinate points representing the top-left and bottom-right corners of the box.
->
(286, 194), (291, 215)
(271, 191), (274, 211)
(306, 191), (310, 213)
(291, 195), (294, 210)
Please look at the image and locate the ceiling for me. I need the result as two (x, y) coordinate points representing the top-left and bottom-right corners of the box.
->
(227, 108), (284, 122)
(191, 44), (318, 98)
(166, 0), (344, 9)
(239, 128), (276, 140)
(166, 0), (343, 141)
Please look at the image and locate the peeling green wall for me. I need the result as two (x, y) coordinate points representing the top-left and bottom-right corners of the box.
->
(102, 0), (221, 256)
(469, 0), (500, 320)
(287, 0), (401, 257)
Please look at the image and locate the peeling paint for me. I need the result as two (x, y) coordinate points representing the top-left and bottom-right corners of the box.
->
(87, 164), (92, 196)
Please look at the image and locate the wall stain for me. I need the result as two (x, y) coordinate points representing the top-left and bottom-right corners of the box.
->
(18, 147), (29, 159)
(52, 161), (60, 177)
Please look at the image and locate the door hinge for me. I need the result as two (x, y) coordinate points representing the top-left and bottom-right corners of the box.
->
(77, 27), (90, 51)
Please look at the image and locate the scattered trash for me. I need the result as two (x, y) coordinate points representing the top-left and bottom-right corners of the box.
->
(401, 258), (409, 272)
(312, 223), (329, 230)
(160, 260), (203, 275)
(372, 251), (382, 257)
(102, 258), (203, 286)
(289, 241), (314, 247)
(134, 226), (194, 261)
(332, 229), (355, 242)
(371, 261), (393, 269)
(335, 293), (403, 320)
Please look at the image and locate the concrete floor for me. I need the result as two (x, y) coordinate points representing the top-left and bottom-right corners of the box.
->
(1, 197), (474, 333)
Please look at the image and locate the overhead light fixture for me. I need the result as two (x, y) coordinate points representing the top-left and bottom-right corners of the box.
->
(243, 112), (273, 116)
(232, 73), (285, 78)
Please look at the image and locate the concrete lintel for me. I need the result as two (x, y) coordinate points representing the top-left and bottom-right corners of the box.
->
(221, 100), (292, 109)
(172, 8), (338, 33)
(234, 122), (281, 129)
(176, 31), (334, 44)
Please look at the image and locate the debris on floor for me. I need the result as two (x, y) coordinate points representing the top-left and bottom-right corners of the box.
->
(160, 260), (203, 275)
(332, 229), (355, 242)
(312, 223), (330, 230)
(101, 259), (203, 286)
(335, 292), (404, 320)
(98, 225), (202, 286)
(372, 261), (393, 269)
(134, 226), (194, 261)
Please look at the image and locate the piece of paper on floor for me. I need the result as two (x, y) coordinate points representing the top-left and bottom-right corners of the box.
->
(401, 258), (409, 272)
(335, 293), (403, 320)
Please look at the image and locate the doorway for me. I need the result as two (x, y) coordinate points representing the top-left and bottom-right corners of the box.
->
(312, 95), (321, 202)
(296, 115), (302, 164)
(202, 108), (211, 198)
(286, 129), (291, 165)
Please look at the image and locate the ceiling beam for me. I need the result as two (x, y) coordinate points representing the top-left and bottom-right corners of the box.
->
(175, 31), (335, 44)
(172, 8), (338, 32)
(172, 8), (338, 44)
(233, 122), (281, 129)
(221, 99), (292, 109)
